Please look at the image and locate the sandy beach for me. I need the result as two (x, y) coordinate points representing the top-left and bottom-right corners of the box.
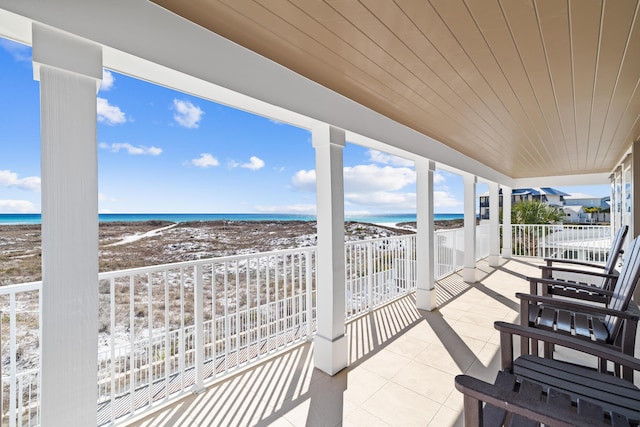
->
(0, 219), (463, 285)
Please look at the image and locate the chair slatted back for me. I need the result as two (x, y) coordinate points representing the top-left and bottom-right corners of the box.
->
(605, 235), (640, 340)
(603, 226), (628, 275)
(599, 225), (628, 291)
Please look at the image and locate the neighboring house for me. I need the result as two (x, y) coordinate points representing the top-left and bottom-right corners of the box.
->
(564, 193), (611, 209)
(562, 205), (586, 223)
(564, 194), (611, 223)
(480, 189), (610, 223)
(479, 187), (569, 220)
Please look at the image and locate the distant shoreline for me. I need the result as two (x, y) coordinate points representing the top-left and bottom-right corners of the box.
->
(0, 212), (464, 226)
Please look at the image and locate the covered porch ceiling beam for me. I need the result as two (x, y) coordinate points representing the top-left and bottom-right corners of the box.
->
(0, 0), (512, 186)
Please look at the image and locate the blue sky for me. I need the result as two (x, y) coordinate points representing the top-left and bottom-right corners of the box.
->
(0, 38), (609, 215)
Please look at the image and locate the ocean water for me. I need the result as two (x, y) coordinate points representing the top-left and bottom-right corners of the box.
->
(0, 212), (463, 225)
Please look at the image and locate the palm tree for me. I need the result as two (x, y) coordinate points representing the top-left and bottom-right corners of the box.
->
(511, 200), (564, 225)
(510, 200), (564, 256)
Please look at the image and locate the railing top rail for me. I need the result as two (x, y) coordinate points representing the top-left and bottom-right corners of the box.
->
(2, 367), (40, 378)
(508, 224), (610, 229)
(97, 245), (318, 279)
(344, 233), (416, 246)
(0, 280), (42, 294)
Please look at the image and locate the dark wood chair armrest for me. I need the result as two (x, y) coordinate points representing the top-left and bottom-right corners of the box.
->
(536, 266), (618, 279)
(494, 321), (640, 371)
(527, 277), (615, 297)
(515, 293), (637, 319)
(543, 258), (607, 269)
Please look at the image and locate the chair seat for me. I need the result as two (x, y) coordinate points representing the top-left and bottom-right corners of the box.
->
(528, 304), (610, 342)
(457, 355), (640, 426)
(513, 355), (640, 420)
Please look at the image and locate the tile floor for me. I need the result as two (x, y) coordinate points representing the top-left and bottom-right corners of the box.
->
(126, 258), (638, 426)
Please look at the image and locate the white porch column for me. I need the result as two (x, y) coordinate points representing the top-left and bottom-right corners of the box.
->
(488, 182), (500, 267)
(501, 186), (512, 258)
(415, 159), (436, 310)
(312, 124), (348, 375)
(33, 24), (102, 427)
(463, 173), (477, 282)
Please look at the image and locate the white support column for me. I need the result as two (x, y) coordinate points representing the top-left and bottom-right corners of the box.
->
(415, 159), (436, 310)
(463, 174), (477, 282)
(501, 186), (513, 258)
(488, 182), (500, 267)
(312, 124), (348, 375)
(33, 24), (102, 427)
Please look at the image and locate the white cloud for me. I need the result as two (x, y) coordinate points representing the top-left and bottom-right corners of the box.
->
(345, 210), (373, 217)
(288, 163), (461, 211)
(100, 69), (114, 91)
(344, 165), (415, 193)
(191, 153), (219, 168)
(98, 193), (117, 202)
(253, 204), (316, 214)
(0, 200), (36, 213)
(345, 192), (416, 210)
(241, 156), (265, 170)
(291, 169), (317, 192)
(434, 190), (462, 208)
(99, 142), (162, 156)
(173, 99), (204, 129)
(97, 97), (126, 125)
(292, 164), (415, 193)
(0, 170), (41, 192)
(0, 39), (31, 62)
(367, 150), (414, 167)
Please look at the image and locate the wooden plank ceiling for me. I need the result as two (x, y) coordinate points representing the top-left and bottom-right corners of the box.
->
(151, 0), (640, 179)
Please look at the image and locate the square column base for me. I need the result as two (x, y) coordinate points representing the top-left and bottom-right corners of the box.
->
(489, 255), (501, 267)
(314, 333), (348, 375)
(501, 248), (512, 259)
(415, 288), (436, 311)
(463, 267), (477, 283)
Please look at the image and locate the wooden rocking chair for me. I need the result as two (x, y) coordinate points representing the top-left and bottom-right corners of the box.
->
(532, 225), (628, 303)
(455, 322), (640, 426)
(518, 235), (640, 380)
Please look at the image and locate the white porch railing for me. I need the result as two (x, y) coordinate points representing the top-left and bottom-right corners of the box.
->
(433, 223), (490, 279)
(1, 224), (495, 426)
(95, 247), (317, 425)
(344, 224), (491, 320)
(345, 234), (417, 320)
(507, 224), (612, 262)
(0, 282), (41, 427)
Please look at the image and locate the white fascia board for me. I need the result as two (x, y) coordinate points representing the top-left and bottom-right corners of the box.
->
(513, 173), (611, 188)
(102, 48), (316, 131)
(0, 7), (316, 130)
(0, 0), (510, 185)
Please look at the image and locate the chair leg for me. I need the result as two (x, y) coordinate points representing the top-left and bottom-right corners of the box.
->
(620, 319), (637, 381)
(520, 303), (531, 356)
(463, 395), (483, 427)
